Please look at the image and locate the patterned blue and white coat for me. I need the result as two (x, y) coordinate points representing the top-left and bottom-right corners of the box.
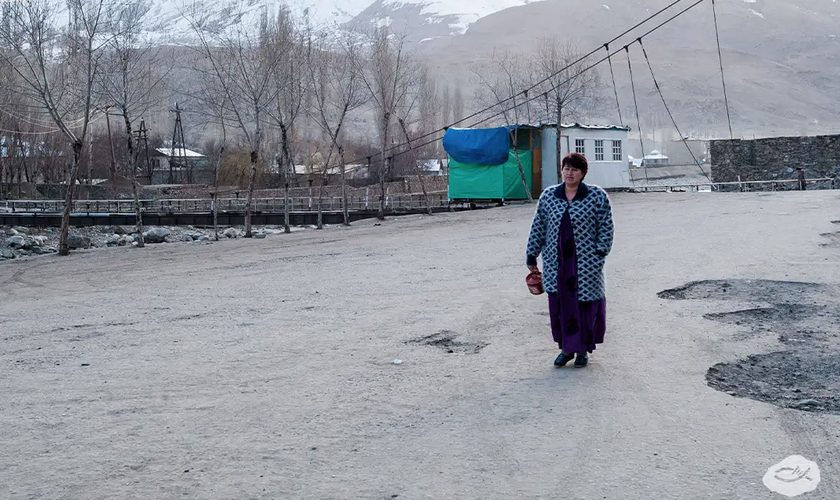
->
(526, 183), (615, 301)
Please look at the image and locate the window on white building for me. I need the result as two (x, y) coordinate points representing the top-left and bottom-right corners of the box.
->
(594, 140), (604, 161)
(575, 139), (585, 155)
(612, 140), (622, 161)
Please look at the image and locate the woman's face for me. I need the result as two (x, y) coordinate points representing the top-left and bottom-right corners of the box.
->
(562, 165), (584, 186)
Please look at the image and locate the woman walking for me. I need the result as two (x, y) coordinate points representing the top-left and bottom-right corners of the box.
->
(526, 153), (614, 368)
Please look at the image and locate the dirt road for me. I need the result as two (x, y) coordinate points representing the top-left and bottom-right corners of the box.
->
(2, 190), (839, 499)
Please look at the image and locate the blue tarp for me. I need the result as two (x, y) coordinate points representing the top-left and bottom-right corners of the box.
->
(442, 127), (511, 165)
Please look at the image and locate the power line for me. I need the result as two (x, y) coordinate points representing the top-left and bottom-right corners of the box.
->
(638, 40), (711, 182)
(711, 0), (733, 139)
(359, 0), (699, 163)
(626, 45), (649, 183)
(335, 0), (709, 170)
(605, 43), (623, 126)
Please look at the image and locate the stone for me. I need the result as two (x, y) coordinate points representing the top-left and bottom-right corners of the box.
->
(223, 228), (240, 239)
(31, 236), (47, 246)
(67, 235), (91, 249)
(791, 399), (822, 409)
(12, 226), (29, 235)
(198, 235), (211, 242)
(143, 227), (170, 244)
(1, 248), (14, 259)
(182, 234), (194, 242)
(7, 235), (27, 249)
(254, 233), (267, 239)
(112, 226), (128, 235)
(106, 235), (120, 247)
(118, 235), (133, 246)
(32, 247), (43, 255)
(43, 247), (57, 253)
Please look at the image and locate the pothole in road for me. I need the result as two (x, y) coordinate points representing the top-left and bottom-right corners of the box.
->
(820, 232), (840, 248)
(707, 352), (840, 415)
(408, 330), (488, 355)
(703, 304), (825, 331)
(657, 279), (827, 302)
(660, 279), (840, 414)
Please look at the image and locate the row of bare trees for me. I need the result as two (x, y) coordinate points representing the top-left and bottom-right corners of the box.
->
(0, 0), (440, 254)
(176, 2), (431, 233)
(0, 1), (602, 256)
(0, 0), (172, 253)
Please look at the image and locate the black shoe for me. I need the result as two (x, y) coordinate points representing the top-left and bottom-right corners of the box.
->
(574, 353), (589, 368)
(554, 352), (575, 367)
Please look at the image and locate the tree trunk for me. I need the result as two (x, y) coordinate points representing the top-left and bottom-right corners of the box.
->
(339, 147), (350, 226)
(510, 130), (533, 203)
(556, 99), (563, 180)
(280, 123), (292, 234)
(58, 141), (83, 256)
(131, 163), (145, 249)
(213, 147), (223, 241)
(124, 115), (144, 248)
(377, 115), (389, 221)
(244, 150), (258, 237)
(316, 182), (324, 230)
(284, 179), (291, 233)
(106, 111), (117, 198)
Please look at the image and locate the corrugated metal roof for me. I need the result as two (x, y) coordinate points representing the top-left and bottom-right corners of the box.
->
(447, 123), (631, 132)
(538, 122), (631, 132)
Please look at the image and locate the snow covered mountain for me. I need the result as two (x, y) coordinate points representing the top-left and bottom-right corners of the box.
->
(154, 0), (542, 41)
(150, 0), (840, 136)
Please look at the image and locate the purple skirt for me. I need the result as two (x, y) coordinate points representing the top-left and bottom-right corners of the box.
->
(547, 205), (607, 354)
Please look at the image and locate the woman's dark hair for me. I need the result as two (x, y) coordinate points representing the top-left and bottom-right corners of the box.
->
(562, 152), (588, 177)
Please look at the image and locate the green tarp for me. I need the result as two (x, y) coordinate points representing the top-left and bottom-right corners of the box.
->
(449, 149), (532, 200)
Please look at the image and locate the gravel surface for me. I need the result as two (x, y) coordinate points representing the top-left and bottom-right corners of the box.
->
(2, 190), (840, 499)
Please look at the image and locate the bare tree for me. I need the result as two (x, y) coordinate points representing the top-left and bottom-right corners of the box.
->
(0, 0), (111, 255)
(264, 8), (306, 235)
(531, 37), (602, 175)
(359, 27), (420, 221)
(102, 0), (170, 248)
(307, 28), (368, 227)
(470, 49), (533, 202)
(185, 2), (287, 238)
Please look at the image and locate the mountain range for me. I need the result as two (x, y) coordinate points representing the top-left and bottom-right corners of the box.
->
(152, 0), (840, 142)
(335, 0), (840, 139)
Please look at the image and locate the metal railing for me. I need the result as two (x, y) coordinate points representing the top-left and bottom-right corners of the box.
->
(0, 193), (451, 215)
(633, 177), (836, 193)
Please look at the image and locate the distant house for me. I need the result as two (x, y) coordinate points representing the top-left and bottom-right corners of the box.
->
(641, 150), (669, 167)
(416, 158), (448, 176)
(149, 147), (209, 185)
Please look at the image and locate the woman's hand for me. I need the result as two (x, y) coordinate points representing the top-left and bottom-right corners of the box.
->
(528, 265), (540, 274)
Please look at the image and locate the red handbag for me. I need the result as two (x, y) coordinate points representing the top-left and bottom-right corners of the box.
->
(526, 271), (544, 295)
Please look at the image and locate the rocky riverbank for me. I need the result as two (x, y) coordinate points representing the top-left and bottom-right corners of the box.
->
(0, 224), (314, 261)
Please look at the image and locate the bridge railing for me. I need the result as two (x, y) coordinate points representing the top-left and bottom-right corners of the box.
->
(0, 193), (451, 215)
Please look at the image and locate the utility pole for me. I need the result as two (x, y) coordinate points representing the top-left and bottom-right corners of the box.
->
(168, 103), (187, 184)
